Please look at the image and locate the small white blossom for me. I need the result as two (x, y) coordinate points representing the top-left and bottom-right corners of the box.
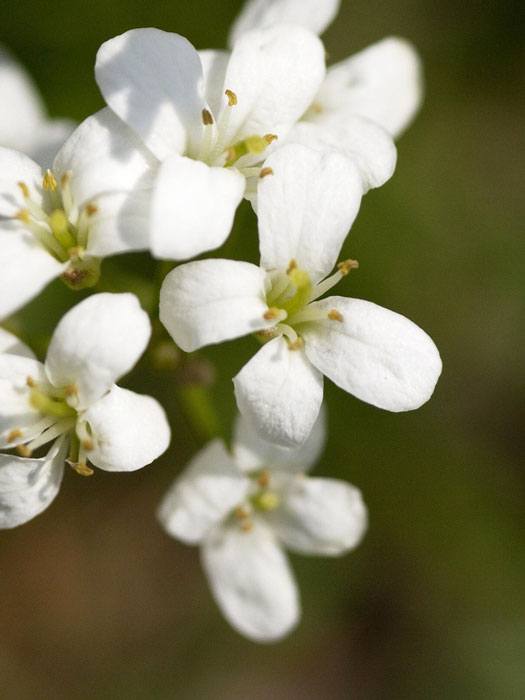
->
(0, 44), (74, 168)
(160, 144), (442, 447)
(95, 25), (327, 259)
(0, 108), (155, 319)
(158, 411), (367, 642)
(0, 293), (170, 528)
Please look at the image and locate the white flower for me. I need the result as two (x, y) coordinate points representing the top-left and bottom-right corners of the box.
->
(158, 411), (367, 642)
(0, 108), (155, 320)
(0, 293), (170, 528)
(0, 44), (74, 168)
(94, 25), (327, 259)
(229, 0), (421, 184)
(160, 144), (442, 447)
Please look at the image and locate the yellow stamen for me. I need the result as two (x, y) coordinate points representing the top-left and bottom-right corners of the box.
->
(240, 520), (253, 532)
(17, 181), (30, 198)
(225, 89), (238, 106)
(60, 172), (71, 188)
(68, 460), (94, 477)
(328, 309), (344, 322)
(287, 259), (298, 274)
(15, 209), (30, 223)
(263, 133), (278, 144)
(81, 439), (94, 451)
(263, 307), (282, 321)
(234, 506), (250, 520)
(338, 259), (359, 276)
(257, 470), (270, 488)
(287, 337), (305, 351)
(7, 428), (23, 443)
(16, 445), (32, 458)
(259, 167), (273, 178)
(42, 170), (58, 191)
(202, 108), (214, 126)
(26, 376), (36, 388)
(85, 203), (98, 216)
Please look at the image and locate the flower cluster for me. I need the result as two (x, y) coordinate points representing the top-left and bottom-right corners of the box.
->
(0, 0), (441, 642)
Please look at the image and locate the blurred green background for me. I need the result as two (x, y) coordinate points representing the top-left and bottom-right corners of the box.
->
(1, 1), (524, 697)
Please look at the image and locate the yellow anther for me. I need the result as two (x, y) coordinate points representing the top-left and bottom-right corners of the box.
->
(68, 460), (94, 477)
(257, 470), (270, 488)
(85, 202), (98, 216)
(16, 445), (32, 458)
(240, 520), (253, 532)
(337, 259), (359, 275)
(245, 135), (269, 155)
(68, 246), (85, 260)
(287, 259), (298, 274)
(225, 89), (238, 106)
(60, 172), (71, 188)
(310, 101), (324, 114)
(64, 384), (78, 397)
(81, 438), (94, 451)
(234, 506), (250, 520)
(17, 181), (30, 198)
(7, 428), (23, 443)
(259, 167), (273, 179)
(26, 376), (36, 388)
(288, 337), (305, 351)
(202, 108), (214, 126)
(43, 170), (58, 191)
(15, 209), (30, 223)
(328, 309), (344, 322)
(263, 307), (282, 321)
(264, 133), (278, 144)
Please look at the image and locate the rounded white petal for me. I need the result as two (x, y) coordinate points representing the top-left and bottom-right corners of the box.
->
(268, 475), (368, 555)
(0, 45), (45, 152)
(229, 0), (340, 46)
(83, 386), (170, 472)
(233, 337), (324, 448)
(302, 297), (442, 412)
(95, 28), (205, 160)
(258, 143), (362, 281)
(0, 328), (35, 359)
(223, 25), (325, 143)
(28, 118), (75, 169)
(0, 436), (67, 529)
(287, 117), (397, 192)
(233, 407), (326, 473)
(45, 293), (151, 410)
(0, 146), (43, 216)
(315, 37), (423, 138)
(159, 259), (270, 352)
(0, 354), (48, 448)
(199, 49), (230, 117)
(202, 520), (300, 642)
(150, 155), (245, 260)
(158, 439), (250, 544)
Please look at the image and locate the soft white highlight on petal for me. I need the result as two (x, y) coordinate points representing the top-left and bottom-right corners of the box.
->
(160, 259), (270, 352)
(95, 28), (205, 159)
(229, 0), (340, 46)
(269, 476), (368, 555)
(287, 118), (397, 192)
(202, 520), (300, 642)
(258, 144), (362, 281)
(0, 354), (48, 447)
(158, 440), (250, 544)
(233, 408), (326, 473)
(150, 155), (245, 260)
(234, 337), (324, 448)
(314, 37), (423, 138)
(223, 25), (325, 144)
(198, 50), (230, 117)
(82, 386), (170, 472)
(45, 293), (151, 410)
(302, 297), (442, 412)
(29, 119), (75, 169)
(0, 436), (67, 529)
(0, 328), (35, 359)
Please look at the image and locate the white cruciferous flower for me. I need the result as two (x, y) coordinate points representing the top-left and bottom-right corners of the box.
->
(94, 24), (330, 259)
(0, 293), (170, 528)
(160, 144), (442, 447)
(0, 44), (74, 168)
(230, 0), (423, 140)
(158, 411), (367, 642)
(0, 108), (156, 320)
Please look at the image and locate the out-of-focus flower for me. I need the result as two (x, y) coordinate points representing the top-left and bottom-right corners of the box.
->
(0, 108), (155, 319)
(0, 294), (170, 528)
(0, 44), (74, 168)
(95, 25), (327, 259)
(230, 0), (423, 140)
(160, 144), (442, 447)
(158, 411), (367, 642)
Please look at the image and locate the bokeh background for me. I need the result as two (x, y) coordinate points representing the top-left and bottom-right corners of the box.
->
(1, 1), (523, 697)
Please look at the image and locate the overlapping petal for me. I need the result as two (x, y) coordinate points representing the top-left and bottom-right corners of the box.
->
(29, 119), (75, 169)
(302, 297), (442, 412)
(45, 293), (151, 410)
(0, 328), (35, 359)
(202, 520), (300, 642)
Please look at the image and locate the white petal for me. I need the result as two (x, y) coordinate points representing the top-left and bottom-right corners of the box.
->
(268, 475), (367, 555)
(54, 107), (156, 211)
(0, 230), (64, 320)
(233, 407), (326, 473)
(0, 45), (45, 153)
(233, 337), (324, 448)
(150, 155), (245, 260)
(258, 144), (362, 282)
(223, 25), (325, 143)
(287, 117), (397, 192)
(95, 28), (205, 160)
(199, 50), (230, 117)
(28, 118), (75, 169)
(0, 353), (49, 448)
(45, 293), (151, 410)
(158, 439), (250, 544)
(0, 328), (35, 358)
(202, 520), (300, 642)
(314, 37), (423, 138)
(83, 386), (170, 472)
(159, 259), (270, 352)
(0, 146), (43, 216)
(302, 297), (442, 412)
(229, 0), (340, 46)
(0, 436), (67, 529)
